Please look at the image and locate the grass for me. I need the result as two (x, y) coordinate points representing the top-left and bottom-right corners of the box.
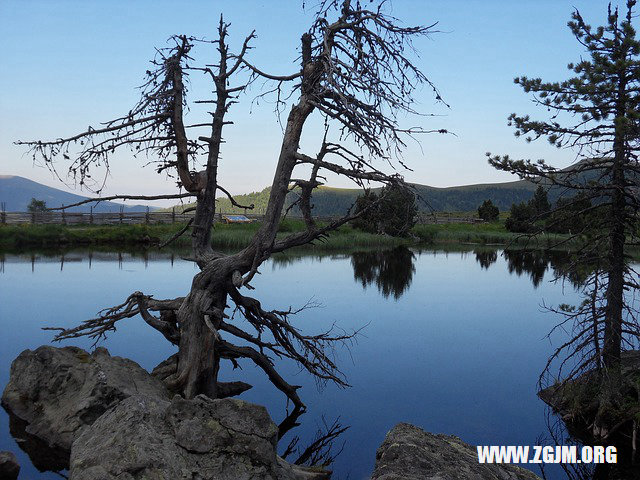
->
(208, 219), (410, 250)
(413, 221), (570, 247)
(0, 223), (180, 249)
(0, 219), (573, 251)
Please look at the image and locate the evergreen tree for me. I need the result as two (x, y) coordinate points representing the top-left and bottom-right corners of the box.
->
(477, 199), (499, 222)
(352, 185), (417, 237)
(545, 192), (593, 234)
(504, 201), (536, 233)
(27, 198), (47, 213)
(351, 190), (380, 233)
(488, 1), (640, 438)
(529, 186), (551, 218)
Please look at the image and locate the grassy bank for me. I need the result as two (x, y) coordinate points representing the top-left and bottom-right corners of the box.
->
(413, 222), (573, 248)
(0, 221), (405, 251)
(0, 220), (565, 251)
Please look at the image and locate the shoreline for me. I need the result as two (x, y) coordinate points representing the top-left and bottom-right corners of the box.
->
(0, 220), (576, 252)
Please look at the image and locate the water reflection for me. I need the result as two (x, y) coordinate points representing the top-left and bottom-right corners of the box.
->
(2, 246), (628, 480)
(6, 412), (68, 475)
(497, 250), (592, 289)
(541, 412), (640, 480)
(0, 250), (183, 273)
(351, 247), (416, 299)
(474, 249), (498, 269)
(504, 250), (551, 287)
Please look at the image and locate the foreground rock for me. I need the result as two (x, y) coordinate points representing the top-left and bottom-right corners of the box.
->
(0, 451), (20, 480)
(1, 346), (169, 461)
(539, 350), (640, 443)
(71, 394), (326, 480)
(371, 423), (540, 480)
(2, 346), (327, 479)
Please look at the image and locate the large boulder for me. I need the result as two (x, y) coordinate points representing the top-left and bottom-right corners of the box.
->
(371, 423), (540, 480)
(70, 394), (327, 480)
(0, 451), (20, 480)
(1, 345), (169, 462)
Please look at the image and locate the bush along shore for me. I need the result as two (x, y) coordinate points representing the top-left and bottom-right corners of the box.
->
(0, 219), (580, 251)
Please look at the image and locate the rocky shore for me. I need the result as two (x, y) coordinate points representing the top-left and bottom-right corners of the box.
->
(2, 345), (540, 479)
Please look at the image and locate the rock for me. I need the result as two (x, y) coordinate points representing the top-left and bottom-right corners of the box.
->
(538, 351), (640, 478)
(538, 350), (640, 443)
(70, 394), (327, 480)
(6, 413), (68, 472)
(371, 423), (540, 480)
(1, 345), (169, 464)
(0, 451), (20, 480)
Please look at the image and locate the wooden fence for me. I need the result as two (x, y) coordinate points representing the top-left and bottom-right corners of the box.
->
(416, 212), (483, 224)
(0, 208), (250, 226)
(0, 204), (481, 226)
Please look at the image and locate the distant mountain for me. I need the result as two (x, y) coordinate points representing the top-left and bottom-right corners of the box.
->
(294, 180), (544, 215)
(166, 179), (543, 216)
(0, 175), (156, 212)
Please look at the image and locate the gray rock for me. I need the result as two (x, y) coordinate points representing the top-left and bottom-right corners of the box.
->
(0, 451), (20, 480)
(371, 423), (541, 480)
(70, 394), (327, 480)
(6, 412), (68, 472)
(1, 345), (169, 461)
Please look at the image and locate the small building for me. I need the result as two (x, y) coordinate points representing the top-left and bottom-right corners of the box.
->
(222, 215), (254, 224)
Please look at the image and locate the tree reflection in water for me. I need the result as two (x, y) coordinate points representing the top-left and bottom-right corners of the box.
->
(474, 249), (498, 270)
(351, 247), (416, 300)
(503, 250), (552, 288)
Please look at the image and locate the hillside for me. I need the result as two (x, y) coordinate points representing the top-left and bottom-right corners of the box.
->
(0, 175), (155, 213)
(166, 179), (542, 216)
(194, 160), (624, 216)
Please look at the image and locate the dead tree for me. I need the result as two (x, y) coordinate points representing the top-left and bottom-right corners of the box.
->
(18, 1), (445, 436)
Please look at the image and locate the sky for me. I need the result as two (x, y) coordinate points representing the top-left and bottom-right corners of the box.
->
(0, 0), (625, 206)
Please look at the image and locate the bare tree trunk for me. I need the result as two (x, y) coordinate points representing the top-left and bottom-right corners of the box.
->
(174, 273), (227, 399)
(252, 101), (314, 248)
(191, 74), (228, 259)
(27, 4), (440, 421)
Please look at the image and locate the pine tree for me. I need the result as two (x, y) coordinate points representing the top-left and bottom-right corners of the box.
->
(477, 199), (499, 222)
(27, 198), (47, 213)
(488, 1), (640, 437)
(529, 186), (551, 219)
(352, 185), (417, 237)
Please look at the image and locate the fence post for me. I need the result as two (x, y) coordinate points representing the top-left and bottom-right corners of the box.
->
(0, 202), (5, 225)
(172, 207), (175, 223)
(90, 206), (94, 225)
(61, 205), (66, 225)
(119, 206), (124, 224)
(145, 206), (150, 224)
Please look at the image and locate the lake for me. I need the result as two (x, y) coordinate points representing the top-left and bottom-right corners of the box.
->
(0, 247), (586, 479)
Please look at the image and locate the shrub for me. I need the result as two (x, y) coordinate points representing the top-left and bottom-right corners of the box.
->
(477, 199), (499, 221)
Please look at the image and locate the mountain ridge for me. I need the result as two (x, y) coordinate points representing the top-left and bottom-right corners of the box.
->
(0, 175), (156, 213)
(164, 178), (543, 215)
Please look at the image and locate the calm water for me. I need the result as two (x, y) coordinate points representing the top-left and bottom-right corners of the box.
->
(0, 247), (584, 479)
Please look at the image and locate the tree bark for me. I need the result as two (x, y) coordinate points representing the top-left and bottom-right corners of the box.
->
(602, 66), (628, 377)
(174, 269), (228, 399)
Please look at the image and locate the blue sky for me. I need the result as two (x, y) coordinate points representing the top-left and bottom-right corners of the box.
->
(0, 1), (622, 205)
